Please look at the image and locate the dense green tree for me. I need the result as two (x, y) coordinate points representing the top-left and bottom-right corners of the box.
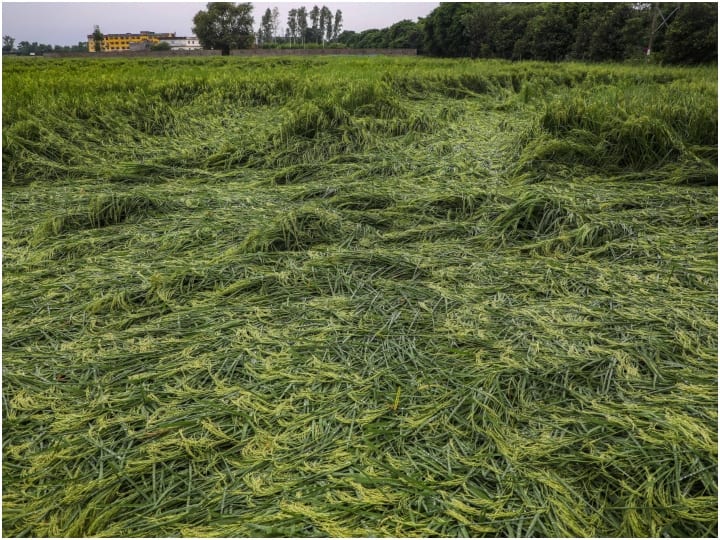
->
(54, 44), (76, 53)
(662, 3), (718, 64)
(337, 30), (357, 46)
(570, 3), (636, 61)
(151, 41), (171, 51)
(3, 35), (15, 52)
(92, 27), (104, 53)
(619, 4), (651, 60)
(192, 2), (254, 55)
(387, 19), (424, 50)
(423, 2), (716, 64)
(355, 29), (385, 48)
(16, 41), (53, 55)
(589, 4), (635, 61)
(423, 3), (472, 57)
(495, 4), (541, 60)
(462, 3), (500, 58)
(519, 5), (575, 61)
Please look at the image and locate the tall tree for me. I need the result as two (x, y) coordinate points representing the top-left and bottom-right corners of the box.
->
(92, 26), (104, 53)
(287, 8), (298, 45)
(462, 3), (500, 58)
(3, 35), (15, 52)
(271, 7), (281, 43)
(620, 3), (653, 60)
(319, 6), (327, 42)
(333, 9), (343, 41)
(260, 7), (273, 45)
(297, 7), (308, 46)
(192, 2), (255, 55)
(310, 5), (320, 43)
(321, 6), (333, 42)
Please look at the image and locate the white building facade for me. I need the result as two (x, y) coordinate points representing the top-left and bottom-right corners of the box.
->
(161, 36), (202, 50)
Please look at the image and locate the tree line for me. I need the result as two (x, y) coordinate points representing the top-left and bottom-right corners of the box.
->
(255, 5), (344, 47)
(5, 2), (715, 63)
(283, 5), (343, 46)
(333, 2), (716, 64)
(3, 35), (87, 55)
(422, 2), (717, 64)
(192, 2), (344, 53)
(191, 2), (715, 63)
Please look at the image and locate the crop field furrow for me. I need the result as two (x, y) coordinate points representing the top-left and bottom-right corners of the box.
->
(3, 56), (718, 537)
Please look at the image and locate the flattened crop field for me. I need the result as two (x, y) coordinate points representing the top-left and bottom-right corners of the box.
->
(2, 56), (718, 537)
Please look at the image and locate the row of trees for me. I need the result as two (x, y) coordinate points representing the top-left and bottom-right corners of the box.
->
(257, 6), (343, 47)
(282, 2), (715, 63)
(192, 2), (344, 53)
(336, 20), (424, 50)
(2, 35), (88, 55)
(334, 2), (716, 64)
(422, 2), (717, 64)
(6, 2), (715, 63)
(284, 5), (343, 46)
(257, 7), (281, 46)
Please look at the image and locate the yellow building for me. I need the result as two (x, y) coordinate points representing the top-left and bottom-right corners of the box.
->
(87, 31), (176, 52)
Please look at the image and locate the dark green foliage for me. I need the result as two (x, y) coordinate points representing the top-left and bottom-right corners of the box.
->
(341, 19), (425, 51)
(192, 2), (255, 55)
(663, 3), (718, 64)
(424, 2), (717, 64)
(2, 34), (15, 52)
(572, 3), (638, 62)
(423, 3), (472, 57)
(150, 41), (171, 51)
(517, 5), (576, 61)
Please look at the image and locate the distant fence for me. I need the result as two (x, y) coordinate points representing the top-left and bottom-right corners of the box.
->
(44, 48), (416, 59)
(44, 49), (220, 58)
(231, 48), (416, 57)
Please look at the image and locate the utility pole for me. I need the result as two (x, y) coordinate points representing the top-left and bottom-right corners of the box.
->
(646, 3), (680, 62)
(646, 3), (659, 60)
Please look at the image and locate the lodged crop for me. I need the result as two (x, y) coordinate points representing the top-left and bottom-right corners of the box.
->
(3, 56), (717, 537)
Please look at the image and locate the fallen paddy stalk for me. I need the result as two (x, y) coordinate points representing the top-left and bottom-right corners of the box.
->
(2, 56), (717, 537)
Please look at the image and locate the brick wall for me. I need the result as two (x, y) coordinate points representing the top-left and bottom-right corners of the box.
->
(44, 49), (220, 58)
(231, 48), (416, 57)
(43, 48), (416, 59)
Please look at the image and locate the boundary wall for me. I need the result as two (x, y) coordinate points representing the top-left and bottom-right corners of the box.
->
(44, 48), (416, 59)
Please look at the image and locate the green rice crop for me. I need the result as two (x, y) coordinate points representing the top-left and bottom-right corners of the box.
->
(3, 56), (717, 537)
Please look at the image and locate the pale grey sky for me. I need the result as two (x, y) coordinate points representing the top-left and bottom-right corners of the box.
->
(1, 2), (439, 46)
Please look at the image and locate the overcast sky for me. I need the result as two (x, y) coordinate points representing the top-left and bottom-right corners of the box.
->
(1, 2), (439, 46)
